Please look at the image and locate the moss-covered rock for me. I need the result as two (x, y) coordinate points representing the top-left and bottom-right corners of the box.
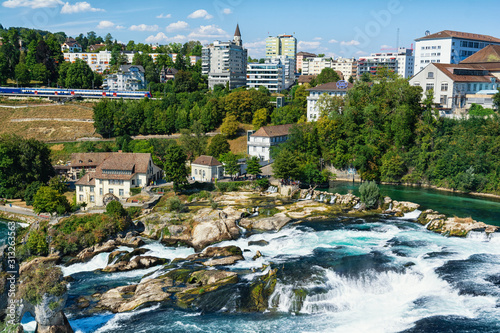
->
(245, 268), (278, 312)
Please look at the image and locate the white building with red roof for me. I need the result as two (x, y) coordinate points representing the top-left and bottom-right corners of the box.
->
(247, 124), (293, 161)
(190, 155), (223, 182)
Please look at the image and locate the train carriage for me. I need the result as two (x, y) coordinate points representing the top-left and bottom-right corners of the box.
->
(0, 87), (151, 99)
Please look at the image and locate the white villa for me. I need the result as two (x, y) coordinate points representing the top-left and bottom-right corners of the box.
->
(191, 155), (224, 182)
(74, 152), (162, 207)
(247, 124), (293, 161)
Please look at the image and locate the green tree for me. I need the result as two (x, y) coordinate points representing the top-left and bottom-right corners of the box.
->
(272, 149), (301, 180)
(493, 88), (500, 110)
(15, 62), (30, 85)
(207, 134), (230, 158)
(48, 176), (67, 194)
(313, 67), (341, 86)
(27, 230), (48, 256)
(24, 181), (43, 206)
(31, 63), (49, 83)
(359, 181), (380, 209)
(106, 200), (126, 217)
(179, 120), (208, 160)
(32, 186), (71, 214)
(246, 156), (262, 178)
(220, 152), (239, 179)
(220, 114), (239, 138)
(252, 108), (269, 130)
(163, 145), (189, 192)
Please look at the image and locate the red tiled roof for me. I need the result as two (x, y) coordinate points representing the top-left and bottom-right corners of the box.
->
(461, 45), (500, 64)
(192, 155), (222, 166)
(71, 153), (113, 168)
(433, 63), (494, 83)
(415, 30), (500, 43)
(75, 173), (95, 186)
(307, 81), (354, 92)
(251, 124), (293, 138)
(298, 75), (316, 84)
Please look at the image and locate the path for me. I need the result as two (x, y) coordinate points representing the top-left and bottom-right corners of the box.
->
(10, 118), (93, 123)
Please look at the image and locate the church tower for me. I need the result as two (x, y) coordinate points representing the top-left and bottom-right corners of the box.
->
(233, 24), (242, 46)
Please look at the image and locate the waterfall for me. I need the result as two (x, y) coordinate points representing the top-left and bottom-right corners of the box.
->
(330, 196), (336, 204)
(388, 203), (393, 210)
(353, 202), (361, 209)
(466, 230), (489, 241)
(305, 193), (312, 200)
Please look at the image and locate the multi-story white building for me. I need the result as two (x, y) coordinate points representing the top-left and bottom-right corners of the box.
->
(75, 152), (162, 207)
(296, 51), (316, 73)
(302, 57), (333, 75)
(410, 44), (500, 112)
(103, 65), (146, 91)
(266, 34), (297, 63)
(414, 30), (500, 74)
(331, 58), (357, 81)
(202, 24), (247, 90)
(247, 124), (293, 161)
(307, 81), (353, 121)
(247, 60), (285, 93)
(357, 48), (414, 79)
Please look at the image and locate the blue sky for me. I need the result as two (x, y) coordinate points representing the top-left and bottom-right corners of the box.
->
(2, 0), (500, 58)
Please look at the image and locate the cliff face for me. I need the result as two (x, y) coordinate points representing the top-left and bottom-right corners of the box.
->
(33, 294), (73, 333)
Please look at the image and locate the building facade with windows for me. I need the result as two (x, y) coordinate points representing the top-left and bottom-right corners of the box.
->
(75, 153), (162, 207)
(306, 81), (354, 121)
(61, 38), (82, 53)
(191, 155), (224, 182)
(266, 34), (297, 63)
(247, 124), (293, 161)
(296, 51), (316, 73)
(414, 30), (500, 74)
(202, 24), (248, 90)
(247, 60), (285, 93)
(331, 57), (357, 81)
(357, 48), (414, 78)
(103, 65), (146, 91)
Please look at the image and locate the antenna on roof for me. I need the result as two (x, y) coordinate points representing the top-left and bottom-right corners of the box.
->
(396, 27), (400, 50)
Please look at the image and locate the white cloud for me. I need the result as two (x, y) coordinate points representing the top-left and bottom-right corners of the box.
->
(96, 20), (115, 29)
(130, 24), (159, 32)
(380, 44), (393, 49)
(222, 8), (232, 14)
(2, 0), (62, 8)
(156, 13), (171, 18)
(60, 1), (103, 13)
(313, 37), (322, 41)
(329, 39), (338, 43)
(298, 41), (321, 50)
(188, 25), (228, 39)
(145, 32), (187, 44)
(116, 25), (125, 30)
(245, 40), (266, 57)
(355, 50), (367, 55)
(188, 9), (213, 20)
(166, 21), (189, 32)
(341, 40), (361, 46)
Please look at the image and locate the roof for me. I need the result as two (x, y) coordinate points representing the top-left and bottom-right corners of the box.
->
(71, 152), (113, 168)
(415, 30), (500, 43)
(251, 124), (293, 138)
(461, 45), (500, 64)
(64, 38), (80, 47)
(75, 173), (95, 186)
(298, 75), (316, 84)
(192, 155), (222, 166)
(307, 81), (354, 92)
(119, 65), (145, 73)
(432, 63), (494, 83)
(297, 51), (317, 57)
(98, 153), (151, 173)
(234, 24), (241, 37)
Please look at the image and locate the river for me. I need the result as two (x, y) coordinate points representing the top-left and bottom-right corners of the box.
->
(6, 184), (500, 332)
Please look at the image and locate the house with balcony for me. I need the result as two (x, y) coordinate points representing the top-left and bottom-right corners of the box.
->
(103, 65), (146, 91)
(75, 152), (162, 207)
(247, 124), (293, 161)
(61, 38), (82, 53)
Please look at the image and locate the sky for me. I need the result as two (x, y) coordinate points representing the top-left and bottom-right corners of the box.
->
(2, 0), (500, 58)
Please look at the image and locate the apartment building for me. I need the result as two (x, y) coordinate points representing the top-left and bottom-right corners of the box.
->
(266, 34), (297, 62)
(357, 48), (414, 78)
(296, 51), (316, 73)
(103, 65), (146, 91)
(307, 81), (353, 121)
(202, 24), (248, 90)
(414, 30), (500, 74)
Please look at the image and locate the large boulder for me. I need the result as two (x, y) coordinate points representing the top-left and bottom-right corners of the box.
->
(33, 294), (73, 333)
(240, 213), (291, 231)
(418, 209), (498, 237)
(102, 256), (167, 273)
(190, 207), (242, 251)
(186, 246), (244, 267)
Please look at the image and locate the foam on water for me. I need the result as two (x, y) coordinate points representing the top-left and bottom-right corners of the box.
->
(140, 242), (195, 261)
(61, 252), (111, 277)
(398, 209), (422, 220)
(93, 304), (161, 333)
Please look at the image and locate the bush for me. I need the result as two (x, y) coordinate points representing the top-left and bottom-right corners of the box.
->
(253, 178), (270, 190)
(18, 263), (66, 305)
(126, 206), (142, 219)
(165, 196), (185, 213)
(106, 200), (126, 217)
(130, 187), (142, 196)
(215, 181), (250, 192)
(359, 181), (380, 209)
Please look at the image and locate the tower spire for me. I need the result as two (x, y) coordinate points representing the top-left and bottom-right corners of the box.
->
(233, 24), (242, 46)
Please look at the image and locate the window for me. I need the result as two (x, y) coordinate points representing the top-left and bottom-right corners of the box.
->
(426, 83), (434, 91)
(119, 189), (124, 196)
(79, 195), (83, 201)
(138, 179), (141, 185)
(441, 83), (448, 91)
(99, 188), (103, 195)
(109, 188), (113, 194)
(195, 169), (198, 175)
(440, 95), (448, 105)
(90, 195), (95, 202)
(427, 72), (434, 79)
(78, 186), (83, 192)
(132, 179), (135, 185)
(90, 186), (94, 192)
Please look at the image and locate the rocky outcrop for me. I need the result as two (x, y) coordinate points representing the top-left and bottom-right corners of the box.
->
(185, 246), (244, 267)
(19, 255), (60, 275)
(98, 278), (173, 313)
(32, 294), (73, 333)
(240, 213), (291, 231)
(418, 209), (498, 237)
(383, 197), (420, 216)
(243, 267), (278, 312)
(102, 256), (168, 273)
(189, 207), (242, 251)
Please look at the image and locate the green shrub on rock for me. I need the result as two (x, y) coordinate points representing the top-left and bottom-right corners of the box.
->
(359, 181), (380, 209)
